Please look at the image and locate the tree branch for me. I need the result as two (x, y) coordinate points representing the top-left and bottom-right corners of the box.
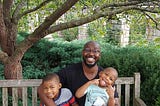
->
(152, 0), (160, 6)
(0, 2), (7, 52)
(15, 0), (160, 58)
(30, 0), (79, 38)
(94, 0), (160, 15)
(48, 5), (137, 34)
(12, 0), (26, 23)
(133, 6), (160, 13)
(144, 12), (160, 30)
(94, 1), (143, 13)
(47, 1), (160, 34)
(3, 0), (13, 23)
(16, 0), (79, 55)
(0, 51), (8, 64)
(16, 0), (52, 20)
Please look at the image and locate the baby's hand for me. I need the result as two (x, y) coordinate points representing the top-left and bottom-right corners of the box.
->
(106, 85), (115, 98)
(90, 79), (99, 85)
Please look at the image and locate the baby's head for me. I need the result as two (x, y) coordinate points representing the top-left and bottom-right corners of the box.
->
(42, 73), (62, 99)
(99, 67), (118, 87)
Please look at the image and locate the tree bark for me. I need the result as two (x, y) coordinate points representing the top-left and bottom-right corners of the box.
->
(4, 59), (22, 79)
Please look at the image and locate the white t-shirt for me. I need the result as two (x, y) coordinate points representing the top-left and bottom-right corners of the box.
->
(84, 84), (109, 106)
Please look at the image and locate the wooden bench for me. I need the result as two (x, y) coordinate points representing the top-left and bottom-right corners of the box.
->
(115, 73), (146, 106)
(0, 73), (146, 106)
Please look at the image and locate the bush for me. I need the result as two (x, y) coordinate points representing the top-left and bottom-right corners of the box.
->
(22, 39), (85, 79)
(155, 95), (160, 106)
(99, 44), (160, 106)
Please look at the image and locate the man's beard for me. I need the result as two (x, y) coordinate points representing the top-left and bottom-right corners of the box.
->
(83, 57), (97, 68)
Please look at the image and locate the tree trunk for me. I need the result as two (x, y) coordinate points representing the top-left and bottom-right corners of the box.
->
(4, 57), (23, 98)
(4, 60), (22, 79)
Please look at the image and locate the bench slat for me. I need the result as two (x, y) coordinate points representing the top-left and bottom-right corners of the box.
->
(125, 84), (130, 106)
(32, 87), (38, 106)
(22, 87), (28, 106)
(2, 88), (8, 106)
(115, 77), (134, 84)
(12, 88), (18, 106)
(117, 84), (122, 106)
(0, 79), (42, 87)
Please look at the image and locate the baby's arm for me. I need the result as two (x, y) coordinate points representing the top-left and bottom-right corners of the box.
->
(75, 79), (99, 98)
(107, 85), (116, 106)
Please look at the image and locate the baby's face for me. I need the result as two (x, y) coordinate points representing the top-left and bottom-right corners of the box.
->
(99, 70), (117, 87)
(42, 79), (61, 99)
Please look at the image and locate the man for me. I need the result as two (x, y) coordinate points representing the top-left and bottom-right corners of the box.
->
(38, 41), (119, 106)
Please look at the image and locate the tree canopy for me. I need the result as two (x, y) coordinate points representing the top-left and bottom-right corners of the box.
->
(0, 0), (160, 79)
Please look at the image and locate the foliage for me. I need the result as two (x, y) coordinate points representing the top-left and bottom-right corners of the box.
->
(142, 67), (160, 105)
(129, 16), (146, 44)
(15, 0), (160, 44)
(61, 27), (78, 41)
(87, 19), (106, 40)
(99, 44), (160, 106)
(0, 64), (4, 80)
(86, 18), (121, 45)
(16, 31), (30, 43)
(105, 20), (121, 45)
(155, 95), (160, 106)
(22, 39), (84, 79)
(18, 0), (64, 31)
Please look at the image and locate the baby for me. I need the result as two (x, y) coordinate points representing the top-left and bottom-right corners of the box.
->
(75, 67), (118, 106)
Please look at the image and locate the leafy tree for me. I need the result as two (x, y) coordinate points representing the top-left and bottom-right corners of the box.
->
(0, 0), (160, 80)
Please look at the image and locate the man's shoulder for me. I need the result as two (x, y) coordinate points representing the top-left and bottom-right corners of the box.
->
(97, 65), (103, 72)
(57, 62), (82, 76)
(67, 62), (82, 68)
(62, 62), (82, 71)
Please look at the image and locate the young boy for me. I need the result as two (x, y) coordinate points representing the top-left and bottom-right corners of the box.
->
(75, 67), (118, 106)
(39, 73), (78, 106)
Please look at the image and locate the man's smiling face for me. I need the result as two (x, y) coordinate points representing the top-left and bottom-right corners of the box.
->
(82, 41), (101, 68)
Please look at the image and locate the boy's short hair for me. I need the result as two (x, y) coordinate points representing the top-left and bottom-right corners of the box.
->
(42, 73), (60, 83)
(104, 67), (118, 79)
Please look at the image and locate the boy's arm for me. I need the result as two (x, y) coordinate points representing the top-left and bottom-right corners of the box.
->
(115, 98), (120, 106)
(75, 79), (99, 98)
(37, 84), (56, 106)
(107, 97), (120, 106)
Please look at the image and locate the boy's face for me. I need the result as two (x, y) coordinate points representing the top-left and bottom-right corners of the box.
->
(42, 79), (62, 99)
(99, 69), (117, 87)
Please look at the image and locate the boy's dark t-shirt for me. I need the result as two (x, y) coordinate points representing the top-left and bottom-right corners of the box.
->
(57, 62), (118, 106)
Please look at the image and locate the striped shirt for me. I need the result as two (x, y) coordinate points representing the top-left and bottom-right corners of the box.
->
(40, 88), (76, 106)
